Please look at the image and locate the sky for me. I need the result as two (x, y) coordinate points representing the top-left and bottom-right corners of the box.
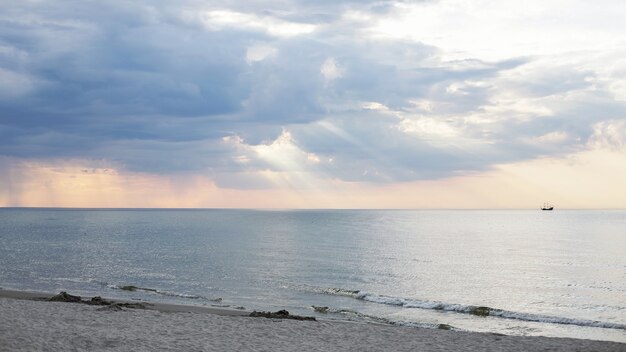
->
(1, 0), (625, 209)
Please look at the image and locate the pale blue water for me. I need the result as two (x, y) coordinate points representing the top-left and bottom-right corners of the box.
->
(0, 209), (624, 342)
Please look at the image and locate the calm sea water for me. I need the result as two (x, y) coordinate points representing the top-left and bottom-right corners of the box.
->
(0, 209), (624, 342)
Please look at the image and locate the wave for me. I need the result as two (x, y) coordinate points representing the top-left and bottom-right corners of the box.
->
(313, 305), (392, 325)
(311, 305), (457, 330)
(49, 277), (95, 284)
(107, 283), (222, 302)
(319, 288), (626, 330)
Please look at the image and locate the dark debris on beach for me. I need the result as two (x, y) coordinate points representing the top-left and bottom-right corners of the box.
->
(46, 292), (315, 320)
(46, 291), (148, 310)
(249, 309), (316, 321)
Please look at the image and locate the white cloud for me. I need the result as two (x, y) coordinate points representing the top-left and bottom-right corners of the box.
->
(321, 57), (343, 83)
(367, 0), (626, 61)
(197, 10), (316, 37)
(306, 152), (321, 163)
(397, 116), (459, 139)
(588, 120), (626, 151)
(362, 102), (389, 111)
(221, 128), (331, 183)
(522, 131), (570, 146)
(246, 44), (277, 64)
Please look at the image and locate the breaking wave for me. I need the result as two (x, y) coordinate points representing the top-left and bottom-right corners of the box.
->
(319, 288), (626, 330)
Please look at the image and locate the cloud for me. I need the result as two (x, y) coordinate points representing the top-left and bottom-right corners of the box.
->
(321, 58), (343, 83)
(588, 120), (626, 151)
(368, 0), (626, 61)
(194, 10), (317, 37)
(0, 0), (625, 191)
(246, 44), (277, 64)
(0, 68), (41, 99)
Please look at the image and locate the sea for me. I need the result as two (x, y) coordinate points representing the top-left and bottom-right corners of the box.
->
(0, 208), (624, 342)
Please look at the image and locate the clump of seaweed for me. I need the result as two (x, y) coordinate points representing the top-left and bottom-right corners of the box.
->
(45, 291), (148, 311)
(119, 285), (138, 291)
(87, 296), (111, 306)
(250, 309), (316, 321)
(48, 291), (81, 303)
(312, 306), (329, 313)
(469, 306), (490, 317)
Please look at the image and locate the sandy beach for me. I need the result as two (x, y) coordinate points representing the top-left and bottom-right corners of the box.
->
(0, 290), (623, 352)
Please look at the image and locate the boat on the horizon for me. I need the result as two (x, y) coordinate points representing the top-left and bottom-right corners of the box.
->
(541, 202), (554, 211)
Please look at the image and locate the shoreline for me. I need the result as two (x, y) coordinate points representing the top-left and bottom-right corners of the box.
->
(0, 288), (251, 317)
(1, 288), (624, 351)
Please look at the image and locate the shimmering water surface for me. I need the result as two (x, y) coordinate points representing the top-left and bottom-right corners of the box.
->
(0, 209), (624, 342)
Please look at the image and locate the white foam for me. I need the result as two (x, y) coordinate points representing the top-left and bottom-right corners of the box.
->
(321, 288), (359, 297)
(313, 305), (460, 331)
(322, 288), (626, 330)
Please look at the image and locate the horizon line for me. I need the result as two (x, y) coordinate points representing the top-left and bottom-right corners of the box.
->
(2, 206), (625, 211)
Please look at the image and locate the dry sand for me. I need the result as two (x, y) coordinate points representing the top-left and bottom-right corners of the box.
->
(0, 290), (624, 352)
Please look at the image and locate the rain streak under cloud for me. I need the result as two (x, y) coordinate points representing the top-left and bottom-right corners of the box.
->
(1, 0), (625, 207)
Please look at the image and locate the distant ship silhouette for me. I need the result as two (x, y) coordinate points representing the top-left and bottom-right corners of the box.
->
(541, 202), (554, 211)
